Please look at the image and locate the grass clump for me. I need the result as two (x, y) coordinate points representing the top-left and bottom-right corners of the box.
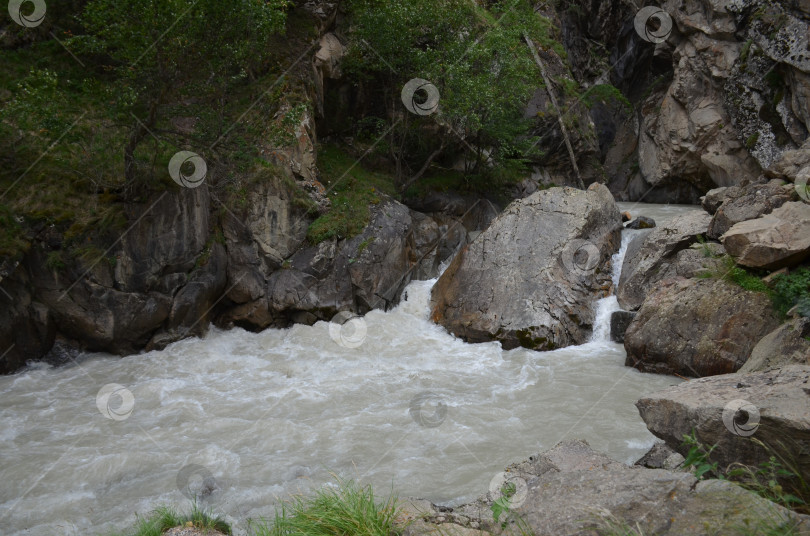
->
(770, 268), (810, 318)
(697, 255), (770, 293)
(306, 145), (396, 244)
(109, 502), (231, 536)
(252, 477), (398, 536)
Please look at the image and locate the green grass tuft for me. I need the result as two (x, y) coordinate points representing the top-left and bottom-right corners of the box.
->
(252, 477), (398, 536)
(108, 502), (231, 536)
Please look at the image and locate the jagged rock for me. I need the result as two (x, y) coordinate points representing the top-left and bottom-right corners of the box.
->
(219, 199), (447, 330)
(707, 179), (797, 239)
(448, 439), (810, 535)
(634, 441), (685, 470)
(637, 365), (810, 483)
(701, 186), (738, 215)
(766, 137), (810, 182)
(740, 317), (810, 372)
(430, 185), (621, 350)
(624, 277), (781, 377)
(616, 211), (711, 311)
(609, 310), (635, 343)
(625, 215), (655, 229)
(721, 201), (810, 269)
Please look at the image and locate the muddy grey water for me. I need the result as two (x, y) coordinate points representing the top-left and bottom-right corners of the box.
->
(0, 203), (697, 535)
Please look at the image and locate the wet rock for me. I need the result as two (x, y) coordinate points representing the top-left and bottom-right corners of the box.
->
(625, 215), (655, 229)
(624, 277), (781, 377)
(637, 366), (810, 483)
(609, 310), (635, 343)
(721, 201), (810, 269)
(617, 211), (711, 311)
(430, 185), (621, 350)
(740, 317), (810, 372)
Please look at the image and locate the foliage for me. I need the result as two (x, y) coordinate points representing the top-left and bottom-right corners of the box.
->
(698, 255), (770, 293)
(681, 431), (721, 480)
(306, 145), (395, 244)
(108, 502), (231, 536)
(770, 268), (810, 318)
(251, 477), (398, 536)
(344, 0), (552, 190)
(581, 84), (632, 112)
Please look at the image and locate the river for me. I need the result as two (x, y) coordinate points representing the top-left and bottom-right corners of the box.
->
(0, 203), (699, 535)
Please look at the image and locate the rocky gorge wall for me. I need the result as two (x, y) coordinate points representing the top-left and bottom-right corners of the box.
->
(4, 0), (810, 373)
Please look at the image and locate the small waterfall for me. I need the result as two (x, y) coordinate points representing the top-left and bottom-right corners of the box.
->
(590, 230), (636, 343)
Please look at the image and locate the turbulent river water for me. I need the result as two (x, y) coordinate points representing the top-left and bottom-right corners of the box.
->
(0, 203), (700, 535)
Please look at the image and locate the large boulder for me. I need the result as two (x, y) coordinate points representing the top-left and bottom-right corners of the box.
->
(637, 366), (810, 484)
(721, 201), (810, 269)
(707, 180), (797, 239)
(416, 440), (810, 536)
(430, 184), (621, 350)
(624, 277), (781, 377)
(616, 211), (711, 311)
(740, 317), (810, 373)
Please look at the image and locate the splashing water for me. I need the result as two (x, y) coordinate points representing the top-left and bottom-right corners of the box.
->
(0, 204), (694, 535)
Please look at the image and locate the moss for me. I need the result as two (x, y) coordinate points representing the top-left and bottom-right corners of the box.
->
(306, 145), (396, 244)
(515, 328), (555, 350)
(746, 132), (760, 149)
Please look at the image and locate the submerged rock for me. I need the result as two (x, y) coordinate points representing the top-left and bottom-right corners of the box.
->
(637, 366), (810, 484)
(624, 277), (780, 377)
(625, 215), (656, 229)
(430, 184), (621, 350)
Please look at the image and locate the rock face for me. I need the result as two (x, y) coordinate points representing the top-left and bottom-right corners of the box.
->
(616, 211), (711, 311)
(404, 440), (809, 536)
(637, 366), (810, 484)
(721, 201), (810, 269)
(219, 198), (453, 330)
(740, 317), (810, 373)
(624, 277), (781, 377)
(430, 184), (621, 350)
